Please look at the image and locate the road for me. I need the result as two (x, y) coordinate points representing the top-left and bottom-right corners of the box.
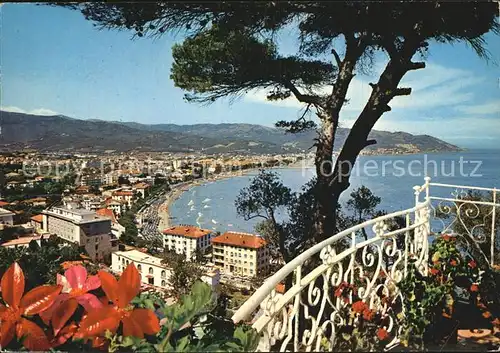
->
(138, 194), (166, 244)
(137, 182), (191, 244)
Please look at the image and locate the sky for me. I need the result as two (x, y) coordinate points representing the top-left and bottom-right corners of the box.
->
(1, 3), (499, 148)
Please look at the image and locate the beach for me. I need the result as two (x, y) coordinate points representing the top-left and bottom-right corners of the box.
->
(157, 169), (255, 230)
(156, 159), (314, 232)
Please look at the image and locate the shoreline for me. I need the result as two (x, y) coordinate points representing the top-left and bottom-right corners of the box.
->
(157, 168), (261, 231)
(155, 150), (468, 231)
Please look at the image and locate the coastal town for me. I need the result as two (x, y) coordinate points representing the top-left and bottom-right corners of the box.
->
(0, 150), (307, 304)
(1, 1), (499, 352)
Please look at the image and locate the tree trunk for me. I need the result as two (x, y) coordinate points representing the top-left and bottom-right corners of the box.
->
(325, 41), (425, 242)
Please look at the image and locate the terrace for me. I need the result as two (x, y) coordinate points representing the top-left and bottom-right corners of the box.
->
(232, 177), (500, 351)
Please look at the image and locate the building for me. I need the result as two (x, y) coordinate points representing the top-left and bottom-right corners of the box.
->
(42, 206), (118, 261)
(79, 174), (102, 187)
(0, 208), (15, 225)
(30, 214), (44, 232)
(162, 225), (213, 261)
(96, 208), (125, 239)
(112, 191), (134, 208)
(1, 235), (42, 249)
(211, 232), (270, 277)
(111, 249), (220, 290)
(132, 182), (150, 198)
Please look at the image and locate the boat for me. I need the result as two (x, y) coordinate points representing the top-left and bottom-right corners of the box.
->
(203, 205), (210, 209)
(188, 200), (194, 206)
(212, 219), (217, 224)
(202, 198), (211, 203)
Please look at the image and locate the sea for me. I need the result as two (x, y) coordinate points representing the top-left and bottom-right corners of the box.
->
(169, 150), (500, 234)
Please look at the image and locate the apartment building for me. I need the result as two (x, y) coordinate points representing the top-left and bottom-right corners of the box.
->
(162, 225), (213, 261)
(42, 206), (118, 261)
(212, 232), (270, 277)
(111, 249), (220, 289)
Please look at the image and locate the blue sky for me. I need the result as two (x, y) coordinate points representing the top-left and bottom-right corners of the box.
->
(1, 3), (499, 148)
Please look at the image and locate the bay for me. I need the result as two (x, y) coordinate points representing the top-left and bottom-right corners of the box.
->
(169, 150), (500, 234)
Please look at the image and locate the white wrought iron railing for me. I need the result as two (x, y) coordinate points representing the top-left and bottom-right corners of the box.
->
(416, 177), (499, 266)
(232, 177), (500, 352)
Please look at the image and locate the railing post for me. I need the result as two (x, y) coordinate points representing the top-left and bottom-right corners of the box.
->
(424, 176), (431, 203)
(491, 188), (497, 266)
(294, 265), (302, 352)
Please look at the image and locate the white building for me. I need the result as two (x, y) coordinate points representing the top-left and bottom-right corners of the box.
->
(212, 231), (271, 277)
(0, 208), (15, 225)
(111, 249), (220, 290)
(162, 225), (214, 261)
(42, 206), (118, 262)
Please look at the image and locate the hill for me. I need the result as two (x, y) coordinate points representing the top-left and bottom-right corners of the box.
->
(0, 111), (461, 154)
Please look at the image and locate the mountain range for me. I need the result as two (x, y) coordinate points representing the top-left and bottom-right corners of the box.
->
(0, 111), (461, 154)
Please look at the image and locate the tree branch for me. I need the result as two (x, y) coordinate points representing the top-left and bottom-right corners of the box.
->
(245, 214), (269, 221)
(406, 61), (426, 71)
(283, 80), (320, 105)
(331, 48), (342, 67)
(364, 139), (377, 148)
(394, 87), (412, 96)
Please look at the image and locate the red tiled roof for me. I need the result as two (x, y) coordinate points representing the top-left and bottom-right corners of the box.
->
(30, 214), (43, 223)
(113, 191), (134, 197)
(163, 225), (212, 239)
(2, 235), (41, 247)
(0, 201), (9, 207)
(96, 208), (117, 223)
(212, 232), (267, 249)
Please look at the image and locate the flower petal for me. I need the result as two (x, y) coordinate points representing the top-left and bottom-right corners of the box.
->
(1, 262), (25, 307)
(75, 306), (120, 338)
(98, 270), (120, 306)
(16, 318), (51, 351)
(38, 293), (69, 325)
(0, 316), (15, 349)
(57, 273), (72, 293)
(20, 285), (62, 316)
(122, 316), (144, 339)
(130, 308), (160, 335)
(52, 298), (78, 336)
(76, 293), (103, 312)
(84, 275), (101, 292)
(117, 263), (141, 308)
(65, 265), (87, 290)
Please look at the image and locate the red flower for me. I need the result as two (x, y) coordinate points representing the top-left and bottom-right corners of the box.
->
(450, 259), (458, 266)
(0, 262), (62, 350)
(377, 328), (390, 341)
(430, 268), (440, 276)
(352, 300), (367, 314)
(470, 284), (479, 292)
(492, 318), (500, 327)
(362, 308), (375, 321)
(468, 260), (477, 269)
(442, 234), (452, 241)
(334, 287), (343, 298)
(40, 265), (103, 335)
(483, 311), (492, 319)
(74, 263), (160, 340)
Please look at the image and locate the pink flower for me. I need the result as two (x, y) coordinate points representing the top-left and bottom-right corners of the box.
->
(40, 265), (103, 335)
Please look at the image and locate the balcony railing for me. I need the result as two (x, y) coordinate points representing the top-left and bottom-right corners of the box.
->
(232, 177), (499, 351)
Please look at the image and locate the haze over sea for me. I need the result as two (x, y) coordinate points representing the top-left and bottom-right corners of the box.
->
(170, 150), (500, 234)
